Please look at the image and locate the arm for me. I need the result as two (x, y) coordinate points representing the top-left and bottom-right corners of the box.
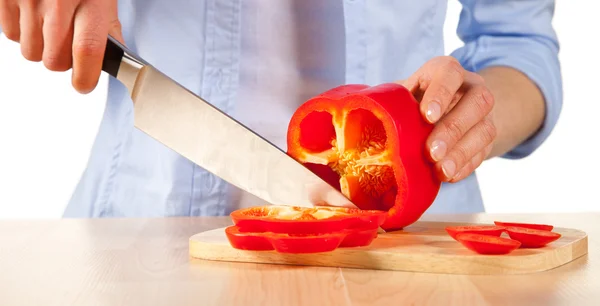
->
(479, 67), (546, 158)
(451, 0), (563, 159)
(399, 0), (562, 182)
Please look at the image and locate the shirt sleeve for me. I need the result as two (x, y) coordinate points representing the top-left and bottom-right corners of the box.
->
(450, 0), (563, 159)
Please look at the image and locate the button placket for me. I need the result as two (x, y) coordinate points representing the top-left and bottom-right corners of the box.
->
(191, 0), (242, 216)
(343, 0), (367, 84)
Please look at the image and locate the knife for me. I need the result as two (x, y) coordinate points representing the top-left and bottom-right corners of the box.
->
(100, 35), (355, 209)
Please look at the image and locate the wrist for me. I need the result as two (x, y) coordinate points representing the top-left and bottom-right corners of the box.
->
(478, 66), (546, 159)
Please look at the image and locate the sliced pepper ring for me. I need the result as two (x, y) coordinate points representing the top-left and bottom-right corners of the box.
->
(504, 226), (562, 248)
(493, 221), (553, 231)
(445, 225), (506, 241)
(230, 205), (387, 234)
(287, 83), (441, 231)
(455, 233), (522, 255)
(225, 225), (379, 253)
(339, 226), (380, 248)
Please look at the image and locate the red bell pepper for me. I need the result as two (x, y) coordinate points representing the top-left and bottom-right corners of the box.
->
(494, 221), (553, 231)
(225, 225), (380, 253)
(339, 226), (379, 248)
(455, 233), (521, 255)
(504, 226), (561, 248)
(286, 83), (441, 231)
(446, 221), (562, 255)
(445, 225), (506, 240)
(230, 205), (386, 234)
(225, 226), (276, 251)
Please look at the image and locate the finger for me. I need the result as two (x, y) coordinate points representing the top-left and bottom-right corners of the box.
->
(449, 143), (493, 183)
(427, 81), (495, 162)
(420, 57), (465, 123)
(0, 2), (20, 42)
(106, 3), (124, 44)
(436, 116), (497, 181)
(42, 4), (77, 71)
(71, 1), (111, 94)
(19, 1), (44, 61)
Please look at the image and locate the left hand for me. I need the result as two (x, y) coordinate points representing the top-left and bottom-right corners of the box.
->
(399, 56), (497, 183)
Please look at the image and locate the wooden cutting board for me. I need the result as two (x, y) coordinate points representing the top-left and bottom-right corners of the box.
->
(188, 221), (588, 275)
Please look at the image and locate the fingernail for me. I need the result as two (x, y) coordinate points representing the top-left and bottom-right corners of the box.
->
(430, 140), (447, 161)
(426, 101), (441, 123)
(441, 159), (456, 179)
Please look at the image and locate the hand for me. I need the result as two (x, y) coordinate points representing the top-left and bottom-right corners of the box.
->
(400, 56), (497, 183)
(0, 0), (123, 93)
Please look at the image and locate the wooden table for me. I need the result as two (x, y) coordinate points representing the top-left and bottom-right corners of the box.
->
(0, 213), (597, 306)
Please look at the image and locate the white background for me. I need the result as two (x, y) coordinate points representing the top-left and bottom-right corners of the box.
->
(0, 1), (598, 219)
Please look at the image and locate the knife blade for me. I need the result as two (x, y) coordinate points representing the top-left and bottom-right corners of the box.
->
(100, 35), (355, 209)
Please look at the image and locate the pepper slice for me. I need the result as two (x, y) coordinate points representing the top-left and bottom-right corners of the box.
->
(504, 226), (561, 248)
(494, 221), (553, 231)
(230, 205), (387, 234)
(445, 225), (506, 241)
(455, 233), (521, 255)
(225, 225), (379, 253)
(339, 227), (379, 248)
(224, 226), (275, 251)
(287, 83), (441, 230)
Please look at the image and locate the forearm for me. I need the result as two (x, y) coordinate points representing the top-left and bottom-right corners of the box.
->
(478, 66), (546, 158)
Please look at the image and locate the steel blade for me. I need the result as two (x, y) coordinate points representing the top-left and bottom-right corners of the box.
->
(127, 65), (354, 208)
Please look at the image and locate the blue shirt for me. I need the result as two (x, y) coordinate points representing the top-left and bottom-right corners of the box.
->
(2, 0), (562, 218)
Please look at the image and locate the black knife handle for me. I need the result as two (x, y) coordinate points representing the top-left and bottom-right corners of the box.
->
(101, 36), (125, 78)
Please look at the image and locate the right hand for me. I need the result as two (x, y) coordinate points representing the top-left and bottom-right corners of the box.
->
(0, 0), (123, 94)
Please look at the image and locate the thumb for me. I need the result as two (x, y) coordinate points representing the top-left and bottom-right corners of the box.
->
(395, 78), (418, 94)
(395, 79), (407, 87)
(395, 76), (425, 103)
(396, 73), (422, 94)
